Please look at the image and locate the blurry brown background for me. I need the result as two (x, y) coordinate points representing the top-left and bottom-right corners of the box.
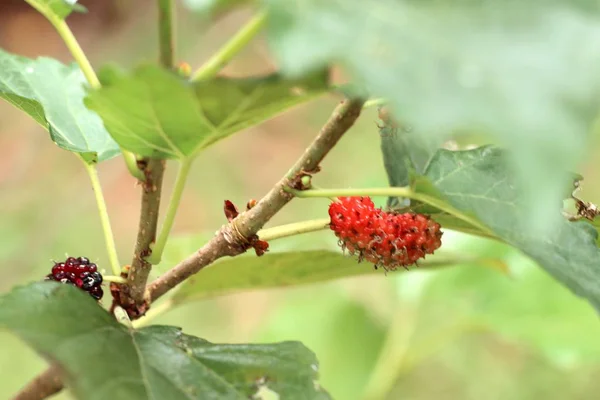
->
(2, 2), (600, 399)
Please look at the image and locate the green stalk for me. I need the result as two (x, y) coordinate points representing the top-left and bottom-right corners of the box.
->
(81, 159), (121, 276)
(148, 159), (193, 264)
(52, 19), (100, 88)
(24, 1), (102, 89)
(286, 187), (494, 237)
(191, 10), (267, 81)
(29, 3), (125, 275)
(40, 3), (147, 185)
(363, 98), (387, 108)
(257, 218), (330, 241)
(133, 219), (329, 324)
(158, 0), (176, 67)
(103, 275), (128, 284)
(122, 150), (146, 181)
(330, 84), (385, 109)
(114, 306), (133, 328)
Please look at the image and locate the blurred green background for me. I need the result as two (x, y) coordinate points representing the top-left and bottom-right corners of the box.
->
(2, 2), (600, 399)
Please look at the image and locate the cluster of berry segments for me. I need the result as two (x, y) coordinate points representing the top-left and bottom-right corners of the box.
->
(45, 257), (103, 300)
(329, 197), (443, 270)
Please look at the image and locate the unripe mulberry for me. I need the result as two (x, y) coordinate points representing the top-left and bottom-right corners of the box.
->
(44, 256), (104, 300)
(329, 197), (442, 269)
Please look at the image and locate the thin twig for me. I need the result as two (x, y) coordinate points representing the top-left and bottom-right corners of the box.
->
(147, 98), (365, 302)
(118, 159), (166, 316)
(15, 98), (365, 400)
(116, 0), (174, 316)
(12, 364), (63, 400)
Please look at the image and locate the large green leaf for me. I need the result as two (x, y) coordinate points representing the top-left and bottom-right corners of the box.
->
(0, 50), (119, 162)
(264, 0), (600, 234)
(85, 65), (328, 159)
(172, 250), (502, 304)
(0, 282), (330, 400)
(412, 146), (600, 311)
(25, 0), (86, 19)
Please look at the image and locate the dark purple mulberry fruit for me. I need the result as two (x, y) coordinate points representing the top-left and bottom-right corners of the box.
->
(45, 257), (104, 300)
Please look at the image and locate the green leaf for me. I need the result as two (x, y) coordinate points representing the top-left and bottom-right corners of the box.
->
(0, 50), (119, 162)
(0, 282), (330, 400)
(589, 217), (600, 246)
(85, 65), (329, 159)
(25, 0), (87, 19)
(172, 250), (500, 304)
(378, 108), (442, 209)
(414, 146), (600, 311)
(264, 0), (600, 234)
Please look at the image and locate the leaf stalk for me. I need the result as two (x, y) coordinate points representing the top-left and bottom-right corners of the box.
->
(80, 159), (121, 276)
(191, 10), (267, 81)
(25, 0), (101, 89)
(258, 219), (330, 241)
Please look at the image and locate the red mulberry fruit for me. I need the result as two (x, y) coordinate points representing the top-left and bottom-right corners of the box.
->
(45, 256), (104, 300)
(329, 197), (442, 270)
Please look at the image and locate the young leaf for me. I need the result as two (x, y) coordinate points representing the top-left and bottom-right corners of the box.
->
(25, 0), (87, 19)
(0, 50), (119, 162)
(172, 250), (499, 304)
(264, 0), (600, 234)
(85, 65), (329, 159)
(413, 146), (600, 311)
(0, 282), (331, 400)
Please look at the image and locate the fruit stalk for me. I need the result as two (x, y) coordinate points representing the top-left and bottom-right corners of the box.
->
(257, 219), (331, 241)
(81, 159), (121, 276)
